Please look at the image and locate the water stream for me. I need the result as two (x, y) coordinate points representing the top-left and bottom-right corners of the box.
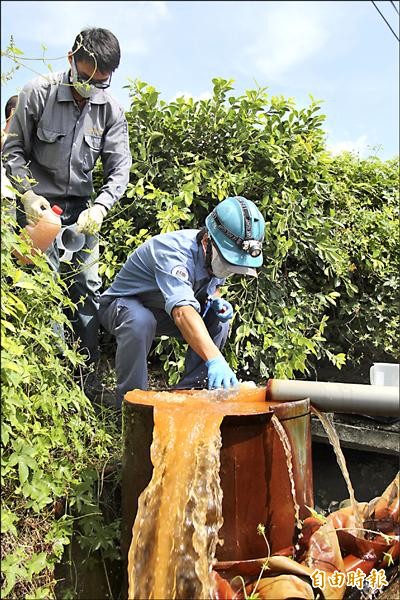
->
(312, 407), (364, 534)
(127, 403), (223, 599)
(271, 414), (302, 534)
(127, 385), (273, 600)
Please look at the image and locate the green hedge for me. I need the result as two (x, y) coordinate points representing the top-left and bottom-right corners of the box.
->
(97, 78), (399, 383)
(1, 214), (120, 599)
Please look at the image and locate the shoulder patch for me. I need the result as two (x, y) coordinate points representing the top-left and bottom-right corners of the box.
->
(171, 265), (190, 281)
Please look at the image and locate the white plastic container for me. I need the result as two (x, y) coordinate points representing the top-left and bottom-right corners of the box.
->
(370, 363), (400, 387)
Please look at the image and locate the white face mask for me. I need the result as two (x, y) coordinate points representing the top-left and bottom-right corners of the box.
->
(211, 246), (234, 278)
(70, 57), (100, 99)
(210, 243), (259, 278)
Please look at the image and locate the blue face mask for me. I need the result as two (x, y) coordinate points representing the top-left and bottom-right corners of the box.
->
(70, 57), (101, 99)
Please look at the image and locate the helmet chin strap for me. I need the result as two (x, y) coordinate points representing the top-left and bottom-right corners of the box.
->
(206, 237), (213, 272)
(202, 234), (214, 273)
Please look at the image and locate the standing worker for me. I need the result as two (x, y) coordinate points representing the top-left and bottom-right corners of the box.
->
(98, 196), (265, 408)
(2, 28), (132, 404)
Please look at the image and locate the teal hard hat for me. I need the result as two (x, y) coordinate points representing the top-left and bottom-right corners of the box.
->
(205, 196), (265, 268)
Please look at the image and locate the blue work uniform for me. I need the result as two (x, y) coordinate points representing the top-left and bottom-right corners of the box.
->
(2, 70), (132, 364)
(98, 230), (230, 405)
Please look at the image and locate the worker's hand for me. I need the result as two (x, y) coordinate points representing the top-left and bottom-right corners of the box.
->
(76, 204), (107, 234)
(206, 356), (239, 389)
(21, 190), (51, 225)
(211, 297), (234, 323)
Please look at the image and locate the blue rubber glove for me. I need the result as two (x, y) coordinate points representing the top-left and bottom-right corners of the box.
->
(205, 356), (239, 389)
(210, 297), (234, 323)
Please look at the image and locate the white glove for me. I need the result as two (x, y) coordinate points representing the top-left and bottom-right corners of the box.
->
(76, 204), (107, 234)
(21, 190), (51, 225)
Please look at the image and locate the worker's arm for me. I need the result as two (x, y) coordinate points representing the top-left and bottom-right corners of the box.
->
(171, 304), (221, 361)
(96, 106), (132, 211)
(171, 304), (238, 389)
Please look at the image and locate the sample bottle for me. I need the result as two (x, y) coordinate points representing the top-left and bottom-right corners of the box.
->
(15, 205), (63, 265)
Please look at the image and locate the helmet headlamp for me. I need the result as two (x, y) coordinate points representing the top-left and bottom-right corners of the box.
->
(241, 239), (263, 257)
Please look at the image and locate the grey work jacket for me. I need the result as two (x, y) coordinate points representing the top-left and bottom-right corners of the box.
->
(2, 70), (132, 210)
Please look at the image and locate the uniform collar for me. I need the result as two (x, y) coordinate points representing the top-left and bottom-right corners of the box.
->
(57, 71), (74, 102)
(57, 70), (107, 104)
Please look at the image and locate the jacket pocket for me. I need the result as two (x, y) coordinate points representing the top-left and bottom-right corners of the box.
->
(84, 134), (103, 150)
(34, 126), (66, 169)
(83, 134), (103, 172)
(37, 126), (65, 143)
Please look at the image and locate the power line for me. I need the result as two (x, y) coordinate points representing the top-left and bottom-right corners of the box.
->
(390, 1), (399, 15)
(371, 1), (399, 41)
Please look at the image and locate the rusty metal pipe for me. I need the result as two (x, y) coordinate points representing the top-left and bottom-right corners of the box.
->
(266, 379), (400, 417)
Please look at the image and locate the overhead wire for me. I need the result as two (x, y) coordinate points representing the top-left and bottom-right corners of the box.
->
(390, 1), (399, 15)
(371, 1), (400, 41)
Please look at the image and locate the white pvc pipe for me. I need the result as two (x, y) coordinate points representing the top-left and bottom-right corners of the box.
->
(267, 379), (400, 417)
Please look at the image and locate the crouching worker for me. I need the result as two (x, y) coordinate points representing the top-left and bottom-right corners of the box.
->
(99, 196), (265, 407)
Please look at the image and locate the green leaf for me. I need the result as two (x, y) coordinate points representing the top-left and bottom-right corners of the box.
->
(18, 459), (29, 484)
(26, 552), (48, 577)
(305, 505), (327, 523)
(11, 45), (25, 55)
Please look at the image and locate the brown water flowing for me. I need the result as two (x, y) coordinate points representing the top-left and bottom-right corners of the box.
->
(127, 385), (272, 600)
(271, 414), (302, 534)
(123, 386), (315, 600)
(128, 403), (222, 599)
(312, 407), (364, 534)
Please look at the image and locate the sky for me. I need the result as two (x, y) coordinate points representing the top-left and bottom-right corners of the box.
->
(1, 0), (399, 159)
